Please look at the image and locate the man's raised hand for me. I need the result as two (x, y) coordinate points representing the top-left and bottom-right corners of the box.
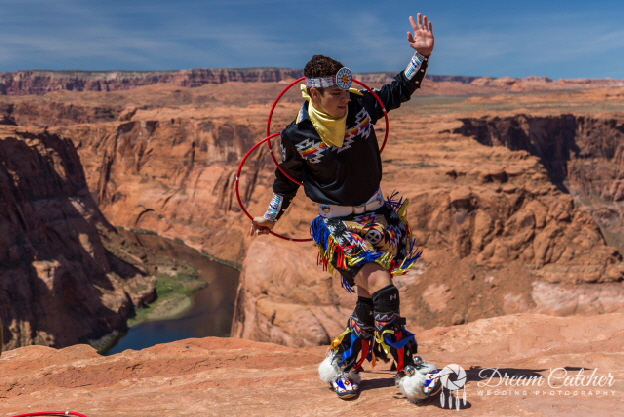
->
(407, 13), (434, 56)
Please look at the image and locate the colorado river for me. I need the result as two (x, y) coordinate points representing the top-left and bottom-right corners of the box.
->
(104, 233), (240, 355)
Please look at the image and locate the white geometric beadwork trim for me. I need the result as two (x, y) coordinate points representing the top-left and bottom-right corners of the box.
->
(264, 193), (284, 221)
(404, 52), (427, 80)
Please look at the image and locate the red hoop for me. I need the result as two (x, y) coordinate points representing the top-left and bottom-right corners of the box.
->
(235, 133), (312, 242)
(238, 77), (392, 242)
(265, 77), (390, 186)
(11, 412), (89, 417)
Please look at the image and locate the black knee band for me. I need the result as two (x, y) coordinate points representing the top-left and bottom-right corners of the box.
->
(372, 284), (400, 315)
(371, 286), (418, 372)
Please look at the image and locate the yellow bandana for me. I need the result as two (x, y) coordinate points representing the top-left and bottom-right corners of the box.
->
(300, 85), (363, 148)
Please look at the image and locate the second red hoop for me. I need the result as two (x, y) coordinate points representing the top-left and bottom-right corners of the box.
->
(235, 133), (312, 242)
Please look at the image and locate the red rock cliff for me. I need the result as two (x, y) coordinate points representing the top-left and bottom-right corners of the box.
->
(454, 114), (624, 253)
(0, 127), (156, 350)
(2, 83), (624, 351)
(232, 111), (624, 346)
(4, 68), (610, 96)
(0, 68), (306, 95)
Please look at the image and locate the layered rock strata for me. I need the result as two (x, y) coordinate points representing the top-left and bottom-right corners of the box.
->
(1, 68), (620, 96)
(2, 82), (624, 351)
(454, 114), (624, 253)
(49, 117), (270, 265)
(0, 127), (156, 350)
(0, 69), (482, 96)
(233, 112), (624, 345)
(0, 69), (305, 95)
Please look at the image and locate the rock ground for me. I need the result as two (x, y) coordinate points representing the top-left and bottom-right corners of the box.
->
(1, 313), (623, 417)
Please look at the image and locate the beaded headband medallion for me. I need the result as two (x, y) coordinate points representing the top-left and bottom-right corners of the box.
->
(305, 67), (353, 90)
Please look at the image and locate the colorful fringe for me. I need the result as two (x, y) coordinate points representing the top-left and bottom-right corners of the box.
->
(310, 192), (422, 292)
(330, 327), (374, 372)
(375, 328), (416, 357)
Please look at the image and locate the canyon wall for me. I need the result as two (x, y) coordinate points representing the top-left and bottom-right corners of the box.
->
(233, 112), (624, 346)
(0, 69), (484, 96)
(2, 81), (624, 351)
(454, 114), (624, 252)
(0, 68), (305, 95)
(0, 127), (156, 350)
(2, 68), (620, 96)
(49, 117), (271, 265)
(4, 82), (283, 267)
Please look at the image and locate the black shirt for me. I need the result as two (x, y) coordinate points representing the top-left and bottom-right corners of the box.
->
(271, 59), (429, 219)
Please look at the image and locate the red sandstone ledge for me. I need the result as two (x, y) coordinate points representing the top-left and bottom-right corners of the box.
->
(1, 313), (622, 417)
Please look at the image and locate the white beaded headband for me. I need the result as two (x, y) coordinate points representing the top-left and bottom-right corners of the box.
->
(306, 67), (352, 90)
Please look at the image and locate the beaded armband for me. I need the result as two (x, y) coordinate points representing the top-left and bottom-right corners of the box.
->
(404, 51), (427, 81)
(264, 194), (284, 221)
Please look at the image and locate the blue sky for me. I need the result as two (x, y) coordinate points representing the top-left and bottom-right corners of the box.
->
(0, 0), (622, 80)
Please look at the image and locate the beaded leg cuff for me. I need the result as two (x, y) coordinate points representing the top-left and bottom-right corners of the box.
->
(374, 313), (418, 373)
(329, 315), (374, 372)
